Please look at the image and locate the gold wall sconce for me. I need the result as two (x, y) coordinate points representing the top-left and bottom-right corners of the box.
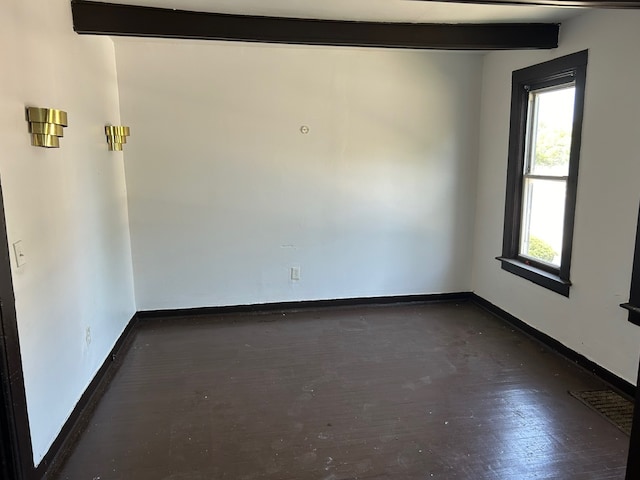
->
(105, 125), (130, 151)
(26, 107), (68, 148)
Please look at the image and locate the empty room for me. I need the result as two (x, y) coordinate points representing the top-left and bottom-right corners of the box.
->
(1, 0), (640, 479)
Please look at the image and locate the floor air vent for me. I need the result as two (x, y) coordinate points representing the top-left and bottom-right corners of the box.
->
(569, 390), (634, 435)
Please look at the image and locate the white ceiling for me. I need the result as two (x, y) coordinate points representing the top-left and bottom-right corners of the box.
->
(106, 0), (583, 23)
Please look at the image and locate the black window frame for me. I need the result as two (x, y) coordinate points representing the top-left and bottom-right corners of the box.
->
(498, 50), (588, 297)
(620, 203), (640, 326)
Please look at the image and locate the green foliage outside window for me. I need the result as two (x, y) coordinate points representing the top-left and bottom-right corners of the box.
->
(535, 122), (572, 168)
(527, 236), (557, 262)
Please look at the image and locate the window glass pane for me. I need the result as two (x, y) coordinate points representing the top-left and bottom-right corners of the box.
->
(520, 178), (566, 267)
(527, 86), (575, 177)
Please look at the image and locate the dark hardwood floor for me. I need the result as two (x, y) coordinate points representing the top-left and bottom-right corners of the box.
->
(50, 302), (630, 479)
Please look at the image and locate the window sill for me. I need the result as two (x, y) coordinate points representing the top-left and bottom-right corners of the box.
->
(497, 257), (571, 297)
(620, 303), (640, 327)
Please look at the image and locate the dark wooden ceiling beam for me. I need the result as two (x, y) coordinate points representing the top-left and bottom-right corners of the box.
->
(71, 1), (559, 50)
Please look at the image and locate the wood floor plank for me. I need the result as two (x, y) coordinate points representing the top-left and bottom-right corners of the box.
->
(50, 302), (630, 479)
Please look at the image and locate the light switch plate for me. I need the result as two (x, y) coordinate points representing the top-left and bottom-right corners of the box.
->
(13, 241), (26, 267)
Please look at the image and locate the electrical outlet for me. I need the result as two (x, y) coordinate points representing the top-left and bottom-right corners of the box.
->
(85, 326), (92, 346)
(13, 241), (26, 267)
(290, 266), (301, 281)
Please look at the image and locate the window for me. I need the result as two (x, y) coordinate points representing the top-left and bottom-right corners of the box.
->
(498, 51), (588, 296)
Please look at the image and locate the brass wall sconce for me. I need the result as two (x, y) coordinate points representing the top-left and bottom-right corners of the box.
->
(26, 107), (68, 148)
(105, 125), (130, 151)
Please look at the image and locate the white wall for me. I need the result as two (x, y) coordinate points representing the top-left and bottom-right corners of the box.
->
(0, 0), (136, 464)
(115, 41), (482, 310)
(472, 10), (640, 384)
